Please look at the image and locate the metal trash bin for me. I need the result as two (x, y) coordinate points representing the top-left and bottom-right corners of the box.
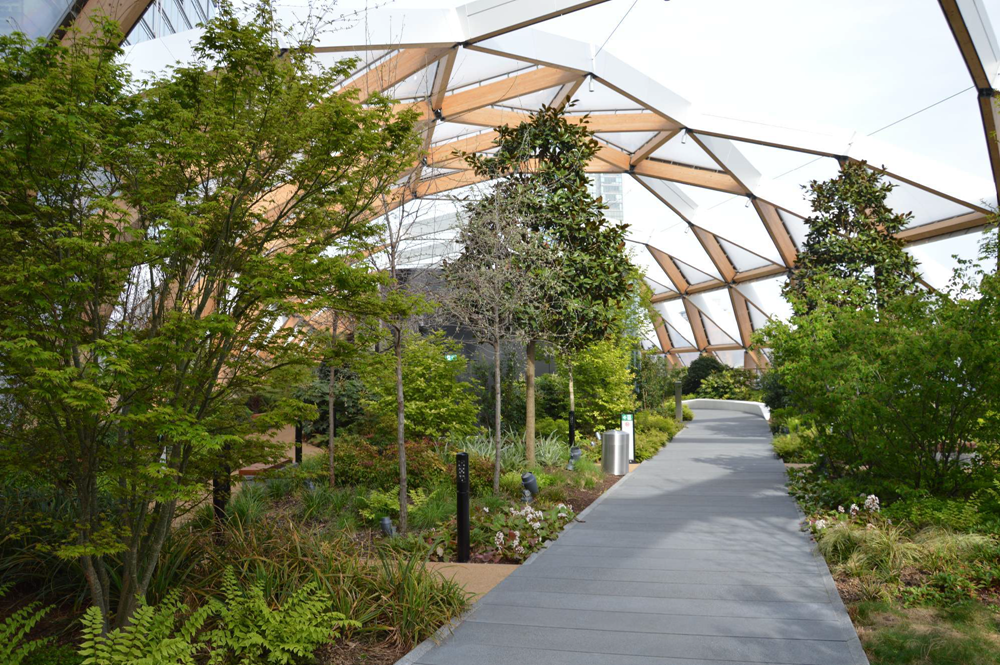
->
(601, 430), (630, 475)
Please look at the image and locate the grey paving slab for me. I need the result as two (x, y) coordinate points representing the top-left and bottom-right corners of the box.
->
(413, 409), (868, 665)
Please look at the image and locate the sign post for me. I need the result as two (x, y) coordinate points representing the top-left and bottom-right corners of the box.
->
(621, 413), (635, 463)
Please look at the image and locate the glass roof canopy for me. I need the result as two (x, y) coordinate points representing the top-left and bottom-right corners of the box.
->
(122, 0), (1000, 368)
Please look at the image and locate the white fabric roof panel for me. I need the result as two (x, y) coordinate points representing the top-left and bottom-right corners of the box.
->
(120, 0), (1000, 360)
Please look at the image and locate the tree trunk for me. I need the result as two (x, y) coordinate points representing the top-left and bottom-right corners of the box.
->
(395, 330), (408, 533)
(525, 340), (536, 466)
(328, 313), (338, 488)
(493, 340), (502, 494)
(567, 358), (576, 449)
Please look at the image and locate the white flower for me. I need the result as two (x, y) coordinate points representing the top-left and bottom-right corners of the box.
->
(849, 504), (860, 517)
(558, 513), (567, 519)
(814, 519), (828, 530)
(864, 494), (880, 513)
(837, 505), (845, 514)
(515, 545), (525, 555)
(530, 521), (541, 530)
(482, 507), (489, 513)
(494, 531), (504, 547)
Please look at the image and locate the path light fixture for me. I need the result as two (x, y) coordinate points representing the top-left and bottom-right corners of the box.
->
(567, 446), (583, 471)
(521, 472), (539, 503)
(380, 516), (396, 538)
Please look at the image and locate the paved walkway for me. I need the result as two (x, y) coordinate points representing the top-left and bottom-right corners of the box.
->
(413, 408), (868, 665)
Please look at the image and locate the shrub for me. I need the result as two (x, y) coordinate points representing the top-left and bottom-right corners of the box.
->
(759, 369), (792, 411)
(352, 332), (480, 442)
(635, 411), (675, 434)
(534, 340), (637, 435)
(695, 368), (761, 401)
(207, 568), (357, 665)
(759, 228), (1000, 497)
(535, 416), (568, 442)
(357, 487), (429, 525)
(772, 432), (818, 464)
(0, 584), (52, 665)
(634, 430), (672, 462)
(77, 591), (213, 665)
(166, 518), (469, 649)
(681, 354), (726, 394)
(651, 402), (692, 421)
(499, 471), (523, 496)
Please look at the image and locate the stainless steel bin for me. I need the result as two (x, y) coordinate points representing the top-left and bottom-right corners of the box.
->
(601, 430), (630, 475)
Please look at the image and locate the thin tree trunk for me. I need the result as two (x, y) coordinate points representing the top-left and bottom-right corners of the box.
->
(567, 358), (576, 449)
(329, 313), (338, 488)
(493, 340), (502, 493)
(395, 330), (408, 533)
(525, 340), (536, 466)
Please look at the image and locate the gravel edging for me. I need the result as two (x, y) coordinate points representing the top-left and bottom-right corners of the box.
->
(391, 460), (645, 664)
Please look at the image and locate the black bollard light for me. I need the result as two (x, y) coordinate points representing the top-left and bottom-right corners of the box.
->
(521, 472), (539, 503)
(566, 446), (583, 471)
(380, 516), (396, 538)
(456, 452), (470, 563)
(294, 422), (303, 465)
(568, 410), (576, 450)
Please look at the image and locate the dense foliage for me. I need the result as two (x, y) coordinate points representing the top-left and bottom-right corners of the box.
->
(352, 332), (479, 441)
(532, 339), (636, 435)
(0, 5), (418, 627)
(695, 368), (761, 402)
(680, 354), (727, 394)
(760, 165), (1000, 498)
(634, 351), (685, 411)
(786, 159), (922, 312)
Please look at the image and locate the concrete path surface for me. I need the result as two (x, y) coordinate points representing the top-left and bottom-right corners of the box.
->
(410, 408), (868, 665)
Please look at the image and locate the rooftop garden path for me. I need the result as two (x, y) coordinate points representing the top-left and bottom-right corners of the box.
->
(408, 408), (869, 665)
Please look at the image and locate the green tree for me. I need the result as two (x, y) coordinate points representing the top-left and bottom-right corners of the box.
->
(353, 332), (479, 441)
(442, 196), (559, 491)
(463, 104), (636, 458)
(681, 354), (727, 394)
(786, 160), (921, 311)
(635, 350), (685, 411)
(759, 166), (1000, 496)
(0, 5), (417, 627)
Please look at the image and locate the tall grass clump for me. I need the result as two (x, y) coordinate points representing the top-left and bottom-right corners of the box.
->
(440, 430), (567, 471)
(160, 516), (469, 649)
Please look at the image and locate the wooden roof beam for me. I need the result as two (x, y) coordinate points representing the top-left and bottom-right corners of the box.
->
(631, 130), (679, 165)
(752, 199), (798, 268)
(692, 227), (736, 282)
(426, 131), (499, 168)
(729, 287), (753, 347)
(647, 245), (690, 293)
(682, 299), (710, 350)
(440, 67), (580, 118)
(342, 48), (447, 102)
(551, 77), (586, 109)
(633, 159), (745, 194)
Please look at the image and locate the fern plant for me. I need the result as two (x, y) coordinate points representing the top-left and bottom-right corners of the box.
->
(77, 591), (212, 665)
(0, 583), (52, 665)
(206, 568), (358, 665)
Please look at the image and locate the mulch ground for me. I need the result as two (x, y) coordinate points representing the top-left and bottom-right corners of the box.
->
(563, 471), (622, 513)
(320, 639), (408, 665)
